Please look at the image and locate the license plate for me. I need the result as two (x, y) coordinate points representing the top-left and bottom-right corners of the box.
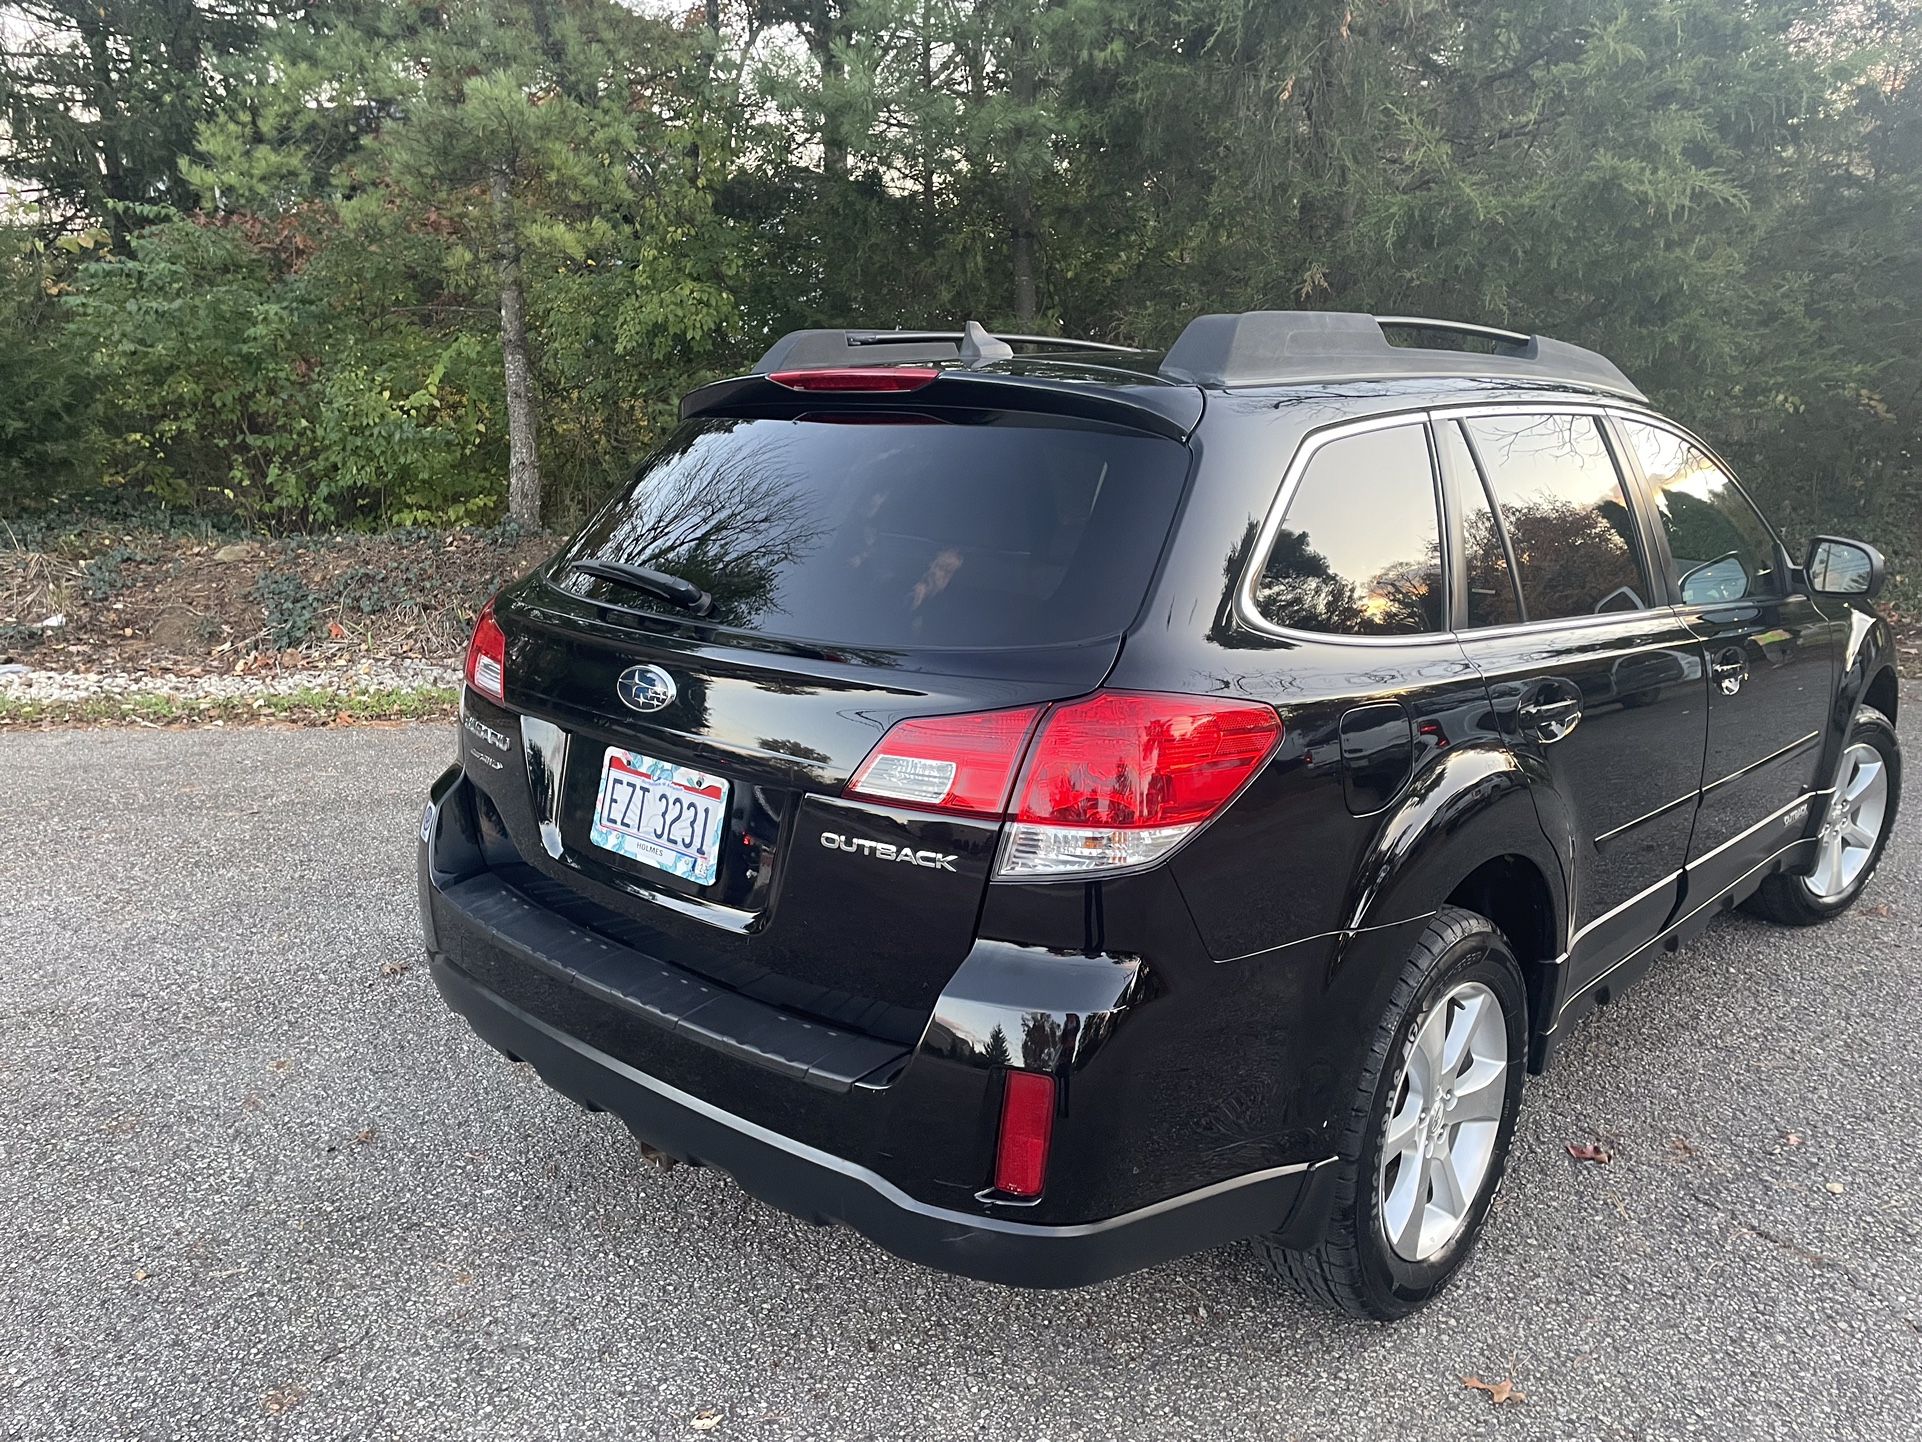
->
(588, 746), (730, 886)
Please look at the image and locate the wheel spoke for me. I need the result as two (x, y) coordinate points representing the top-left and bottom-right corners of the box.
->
(1438, 992), (1484, 1076)
(1845, 757), (1882, 803)
(1382, 1095), (1421, 1163)
(1810, 832), (1843, 897)
(1428, 1147), (1471, 1220)
(1384, 1152), (1427, 1257)
(1446, 1056), (1506, 1123)
(1843, 820), (1878, 850)
(1409, 1009), (1446, 1101)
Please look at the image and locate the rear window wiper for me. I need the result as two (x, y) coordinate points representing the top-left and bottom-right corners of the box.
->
(570, 559), (713, 617)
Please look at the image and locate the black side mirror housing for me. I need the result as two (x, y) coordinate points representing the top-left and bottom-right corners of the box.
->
(1805, 536), (1886, 600)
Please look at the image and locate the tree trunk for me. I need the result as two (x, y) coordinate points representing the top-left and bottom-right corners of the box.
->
(1008, 14), (1038, 327)
(491, 163), (542, 529)
(1011, 190), (1037, 327)
(810, 0), (848, 179)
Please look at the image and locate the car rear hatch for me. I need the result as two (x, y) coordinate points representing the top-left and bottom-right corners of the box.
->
(476, 367), (1201, 1044)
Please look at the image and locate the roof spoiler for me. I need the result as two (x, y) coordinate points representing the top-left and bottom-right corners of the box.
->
(752, 322), (1143, 373)
(1157, 311), (1644, 400)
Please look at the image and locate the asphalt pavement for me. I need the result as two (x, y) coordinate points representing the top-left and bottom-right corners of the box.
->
(2, 709), (1919, 1441)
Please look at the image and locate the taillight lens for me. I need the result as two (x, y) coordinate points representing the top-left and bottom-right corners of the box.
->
(767, 366), (941, 392)
(464, 598), (507, 704)
(993, 1069), (1056, 1198)
(842, 691), (1280, 878)
(1002, 692), (1281, 877)
(846, 705), (1043, 818)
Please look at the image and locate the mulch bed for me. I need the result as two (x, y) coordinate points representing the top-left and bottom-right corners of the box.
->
(1, 526), (554, 676)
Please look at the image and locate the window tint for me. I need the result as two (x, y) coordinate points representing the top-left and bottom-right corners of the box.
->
(1252, 424), (1445, 636)
(1440, 421), (1522, 628)
(558, 415), (1189, 649)
(1620, 420), (1783, 605)
(1464, 414), (1649, 622)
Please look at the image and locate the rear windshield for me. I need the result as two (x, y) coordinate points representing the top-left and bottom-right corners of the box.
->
(554, 414), (1190, 649)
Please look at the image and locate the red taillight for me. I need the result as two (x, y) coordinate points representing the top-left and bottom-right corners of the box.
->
(842, 690), (1280, 878)
(767, 366), (941, 392)
(845, 705), (1043, 818)
(465, 598), (507, 704)
(1014, 692), (1282, 828)
(993, 1069), (1056, 1198)
(998, 692), (1279, 876)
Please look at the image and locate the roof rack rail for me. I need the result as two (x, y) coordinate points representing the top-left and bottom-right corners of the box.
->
(751, 324), (1142, 374)
(1157, 311), (1643, 400)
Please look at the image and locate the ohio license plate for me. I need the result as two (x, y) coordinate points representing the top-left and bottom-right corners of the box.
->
(588, 747), (730, 886)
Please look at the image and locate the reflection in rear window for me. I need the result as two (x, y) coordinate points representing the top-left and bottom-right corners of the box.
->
(555, 416), (1189, 649)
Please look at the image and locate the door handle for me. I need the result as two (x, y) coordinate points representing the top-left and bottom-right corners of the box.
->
(1518, 695), (1583, 742)
(1710, 647), (1749, 695)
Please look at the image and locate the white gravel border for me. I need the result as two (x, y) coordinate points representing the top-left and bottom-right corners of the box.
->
(0, 657), (459, 703)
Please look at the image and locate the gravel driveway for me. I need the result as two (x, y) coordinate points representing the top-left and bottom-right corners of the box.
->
(2, 714), (1919, 1441)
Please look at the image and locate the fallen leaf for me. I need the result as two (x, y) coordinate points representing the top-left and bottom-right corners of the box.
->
(263, 1385), (306, 1415)
(354, 1127), (378, 1146)
(1566, 1141), (1612, 1164)
(327, 620), (346, 639)
(1863, 902), (1894, 919)
(379, 959), (412, 979)
(1463, 1375), (1525, 1405)
(691, 1407), (724, 1431)
(1669, 1137), (1697, 1159)
(1825, 1181), (1847, 1196)
(1785, 1131), (1804, 1147)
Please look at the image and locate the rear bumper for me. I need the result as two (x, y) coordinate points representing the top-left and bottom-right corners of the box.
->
(420, 763), (1338, 1287)
(429, 946), (1334, 1287)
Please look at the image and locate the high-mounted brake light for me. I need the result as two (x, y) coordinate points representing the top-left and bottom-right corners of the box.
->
(464, 598), (507, 704)
(767, 366), (941, 393)
(993, 1069), (1056, 1198)
(842, 691), (1280, 878)
(846, 706), (1043, 818)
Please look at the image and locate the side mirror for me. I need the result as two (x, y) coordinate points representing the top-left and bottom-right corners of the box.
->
(1805, 536), (1886, 600)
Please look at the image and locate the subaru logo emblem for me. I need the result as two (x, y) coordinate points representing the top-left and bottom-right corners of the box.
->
(616, 664), (677, 714)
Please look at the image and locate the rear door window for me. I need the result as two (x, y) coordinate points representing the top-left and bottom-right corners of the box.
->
(555, 415), (1190, 649)
(1251, 423), (1446, 636)
(1463, 413), (1651, 622)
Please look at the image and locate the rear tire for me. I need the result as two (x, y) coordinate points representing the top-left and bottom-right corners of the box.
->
(1259, 906), (1526, 1320)
(1746, 706), (1900, 927)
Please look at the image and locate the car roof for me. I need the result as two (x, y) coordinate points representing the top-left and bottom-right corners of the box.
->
(743, 313), (1644, 402)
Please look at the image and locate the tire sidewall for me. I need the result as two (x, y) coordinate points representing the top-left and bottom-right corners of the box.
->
(1355, 924), (1527, 1314)
(1799, 708), (1902, 916)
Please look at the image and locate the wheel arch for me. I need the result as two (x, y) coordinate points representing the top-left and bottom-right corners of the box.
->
(1865, 663), (1898, 724)
(1339, 742), (1568, 1061)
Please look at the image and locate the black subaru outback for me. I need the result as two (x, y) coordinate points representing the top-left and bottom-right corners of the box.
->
(418, 312), (1899, 1319)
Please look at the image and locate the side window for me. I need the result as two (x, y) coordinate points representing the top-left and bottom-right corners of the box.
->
(1252, 424), (1446, 636)
(1438, 421), (1523, 628)
(1464, 413), (1651, 622)
(1620, 420), (1783, 605)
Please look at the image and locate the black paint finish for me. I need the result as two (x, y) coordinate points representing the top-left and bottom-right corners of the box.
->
(419, 364), (1897, 1286)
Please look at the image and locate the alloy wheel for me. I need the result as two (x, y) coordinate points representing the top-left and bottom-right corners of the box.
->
(1805, 741), (1889, 902)
(1377, 980), (1509, 1262)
